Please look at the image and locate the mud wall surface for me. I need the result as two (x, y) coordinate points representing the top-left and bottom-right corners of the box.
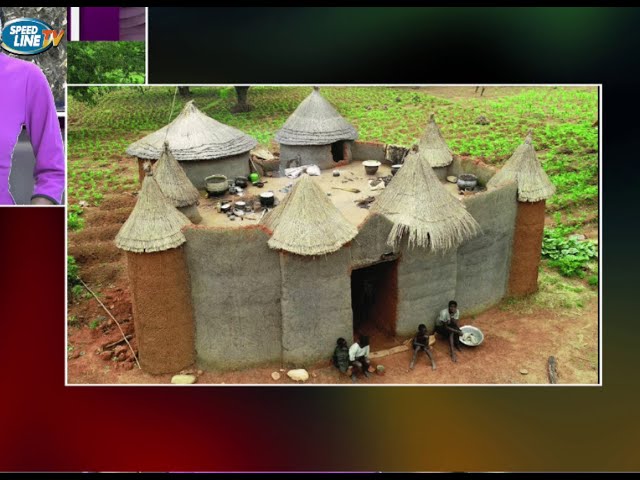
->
(396, 244), (458, 335)
(280, 248), (353, 366)
(455, 182), (518, 314)
(184, 227), (283, 369)
(508, 200), (546, 296)
(178, 204), (202, 225)
(448, 156), (498, 187)
(181, 153), (251, 190)
(352, 141), (385, 162)
(432, 166), (448, 182)
(350, 213), (396, 269)
(279, 144), (334, 171)
(127, 247), (195, 374)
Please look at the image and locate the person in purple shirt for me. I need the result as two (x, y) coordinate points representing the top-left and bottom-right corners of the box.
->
(0, 47), (65, 204)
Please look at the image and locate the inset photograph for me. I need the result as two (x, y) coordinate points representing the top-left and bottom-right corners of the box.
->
(67, 7), (146, 84)
(0, 7), (66, 205)
(66, 85), (599, 385)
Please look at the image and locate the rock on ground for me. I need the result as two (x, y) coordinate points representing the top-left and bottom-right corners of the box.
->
(287, 369), (309, 382)
(171, 374), (197, 385)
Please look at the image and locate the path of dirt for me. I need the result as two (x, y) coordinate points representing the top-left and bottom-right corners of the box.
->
(67, 294), (598, 385)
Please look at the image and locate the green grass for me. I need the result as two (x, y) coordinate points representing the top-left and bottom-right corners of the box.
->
(500, 268), (597, 315)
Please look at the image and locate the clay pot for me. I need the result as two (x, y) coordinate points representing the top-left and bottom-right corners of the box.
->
(457, 173), (478, 191)
(260, 192), (275, 207)
(363, 160), (381, 175)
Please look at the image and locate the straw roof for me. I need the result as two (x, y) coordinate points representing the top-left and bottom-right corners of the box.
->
(416, 113), (453, 167)
(371, 151), (481, 252)
(126, 100), (258, 161)
(261, 175), (358, 256)
(154, 142), (200, 208)
(115, 171), (190, 253)
(487, 131), (556, 202)
(274, 89), (358, 145)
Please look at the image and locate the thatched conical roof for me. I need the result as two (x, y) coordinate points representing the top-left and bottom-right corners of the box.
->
(416, 113), (453, 167)
(487, 131), (556, 202)
(126, 100), (258, 161)
(371, 151), (480, 252)
(115, 171), (190, 253)
(274, 89), (358, 145)
(260, 175), (358, 256)
(154, 142), (200, 208)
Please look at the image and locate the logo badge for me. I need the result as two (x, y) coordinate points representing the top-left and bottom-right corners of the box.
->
(0, 17), (65, 55)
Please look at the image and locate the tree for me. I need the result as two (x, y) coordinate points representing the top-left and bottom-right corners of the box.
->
(67, 41), (145, 85)
(231, 86), (252, 113)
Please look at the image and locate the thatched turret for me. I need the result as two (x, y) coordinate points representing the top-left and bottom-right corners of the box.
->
(487, 131), (556, 202)
(115, 170), (195, 374)
(154, 142), (202, 224)
(261, 175), (358, 256)
(488, 131), (555, 296)
(115, 170), (190, 253)
(371, 151), (480, 252)
(275, 89), (358, 146)
(416, 113), (453, 168)
(126, 100), (257, 189)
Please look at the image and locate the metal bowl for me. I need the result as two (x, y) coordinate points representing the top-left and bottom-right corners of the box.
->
(459, 325), (484, 347)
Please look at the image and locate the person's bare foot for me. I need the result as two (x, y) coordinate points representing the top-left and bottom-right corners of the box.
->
(431, 363), (437, 371)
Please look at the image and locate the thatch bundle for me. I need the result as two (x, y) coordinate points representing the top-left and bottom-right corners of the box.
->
(371, 152), (480, 252)
(154, 142), (200, 208)
(487, 131), (556, 202)
(416, 113), (453, 167)
(115, 172), (190, 253)
(261, 175), (358, 256)
(126, 100), (257, 161)
(275, 89), (358, 145)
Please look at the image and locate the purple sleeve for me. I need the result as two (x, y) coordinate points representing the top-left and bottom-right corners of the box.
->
(25, 66), (65, 204)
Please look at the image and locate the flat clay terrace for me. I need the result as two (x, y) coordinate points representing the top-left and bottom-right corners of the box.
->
(196, 161), (467, 228)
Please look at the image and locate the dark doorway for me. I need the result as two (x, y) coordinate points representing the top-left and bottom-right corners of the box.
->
(351, 260), (398, 349)
(331, 141), (345, 162)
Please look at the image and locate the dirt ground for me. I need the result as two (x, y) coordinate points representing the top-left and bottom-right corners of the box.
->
(67, 286), (598, 385)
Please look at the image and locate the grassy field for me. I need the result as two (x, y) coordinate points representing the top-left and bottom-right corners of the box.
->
(67, 85), (599, 279)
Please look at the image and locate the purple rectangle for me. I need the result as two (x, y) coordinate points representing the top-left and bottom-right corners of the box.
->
(68, 7), (145, 42)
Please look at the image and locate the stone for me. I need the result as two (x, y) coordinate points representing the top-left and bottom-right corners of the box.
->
(474, 115), (490, 125)
(271, 371), (281, 381)
(569, 234), (586, 241)
(520, 369), (529, 375)
(100, 351), (113, 362)
(197, 370), (204, 376)
(286, 369), (309, 382)
(171, 374), (197, 385)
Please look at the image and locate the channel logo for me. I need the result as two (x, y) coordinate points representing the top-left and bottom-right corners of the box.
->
(0, 17), (64, 55)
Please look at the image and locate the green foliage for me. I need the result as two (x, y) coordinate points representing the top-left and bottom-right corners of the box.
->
(67, 211), (84, 231)
(67, 41), (145, 86)
(68, 256), (80, 286)
(542, 228), (597, 277)
(587, 275), (598, 287)
(88, 319), (101, 330)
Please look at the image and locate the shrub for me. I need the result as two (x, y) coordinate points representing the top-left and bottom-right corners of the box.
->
(542, 228), (597, 277)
